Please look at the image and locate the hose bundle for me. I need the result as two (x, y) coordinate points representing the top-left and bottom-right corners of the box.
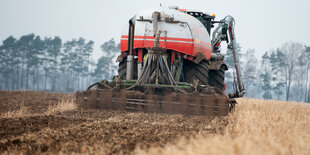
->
(128, 50), (184, 93)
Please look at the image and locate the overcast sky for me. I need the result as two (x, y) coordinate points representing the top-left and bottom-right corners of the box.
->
(1, 0), (309, 59)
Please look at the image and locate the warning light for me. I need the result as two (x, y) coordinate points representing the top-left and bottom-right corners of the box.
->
(212, 13), (216, 17)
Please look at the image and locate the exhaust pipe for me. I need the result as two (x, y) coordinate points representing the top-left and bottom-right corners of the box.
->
(126, 55), (134, 80)
(126, 20), (135, 80)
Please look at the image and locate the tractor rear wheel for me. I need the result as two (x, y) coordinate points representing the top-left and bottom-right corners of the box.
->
(183, 60), (209, 85)
(208, 65), (225, 90)
(118, 58), (138, 80)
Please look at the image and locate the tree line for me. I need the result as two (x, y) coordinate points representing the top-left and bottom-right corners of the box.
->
(1, 34), (309, 102)
(225, 42), (310, 102)
(0, 34), (119, 92)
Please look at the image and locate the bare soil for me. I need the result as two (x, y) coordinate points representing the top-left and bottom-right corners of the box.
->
(0, 91), (226, 154)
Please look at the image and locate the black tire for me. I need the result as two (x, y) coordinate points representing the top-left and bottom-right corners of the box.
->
(183, 60), (209, 85)
(208, 65), (225, 90)
(118, 58), (138, 80)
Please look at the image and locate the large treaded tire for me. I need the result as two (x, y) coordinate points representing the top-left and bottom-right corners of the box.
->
(183, 60), (209, 85)
(118, 58), (137, 80)
(208, 66), (225, 90)
(118, 59), (127, 79)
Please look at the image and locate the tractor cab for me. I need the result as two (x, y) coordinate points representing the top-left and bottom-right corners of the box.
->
(178, 9), (215, 35)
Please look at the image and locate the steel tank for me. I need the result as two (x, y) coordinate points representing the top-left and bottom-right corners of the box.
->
(120, 6), (212, 60)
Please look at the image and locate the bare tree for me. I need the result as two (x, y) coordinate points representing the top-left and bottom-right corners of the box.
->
(242, 49), (257, 97)
(279, 42), (303, 101)
(304, 46), (310, 102)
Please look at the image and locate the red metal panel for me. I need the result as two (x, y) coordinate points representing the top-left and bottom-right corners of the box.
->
(120, 35), (212, 60)
(138, 48), (143, 63)
(171, 51), (175, 64)
(120, 40), (128, 52)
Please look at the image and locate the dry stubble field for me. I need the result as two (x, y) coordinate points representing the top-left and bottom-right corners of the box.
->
(0, 90), (309, 155)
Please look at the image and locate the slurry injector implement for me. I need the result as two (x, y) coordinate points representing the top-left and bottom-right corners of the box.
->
(76, 6), (245, 116)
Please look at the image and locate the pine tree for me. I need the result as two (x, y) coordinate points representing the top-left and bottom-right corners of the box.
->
(44, 37), (62, 91)
(92, 39), (120, 81)
(260, 52), (272, 99)
(28, 36), (44, 90)
(0, 36), (18, 90)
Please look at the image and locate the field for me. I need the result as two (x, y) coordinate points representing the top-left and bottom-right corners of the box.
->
(0, 91), (310, 155)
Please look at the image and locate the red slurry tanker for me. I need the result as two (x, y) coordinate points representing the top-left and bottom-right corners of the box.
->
(77, 6), (245, 116)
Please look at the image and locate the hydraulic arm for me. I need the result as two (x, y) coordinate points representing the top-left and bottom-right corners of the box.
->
(211, 15), (245, 97)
